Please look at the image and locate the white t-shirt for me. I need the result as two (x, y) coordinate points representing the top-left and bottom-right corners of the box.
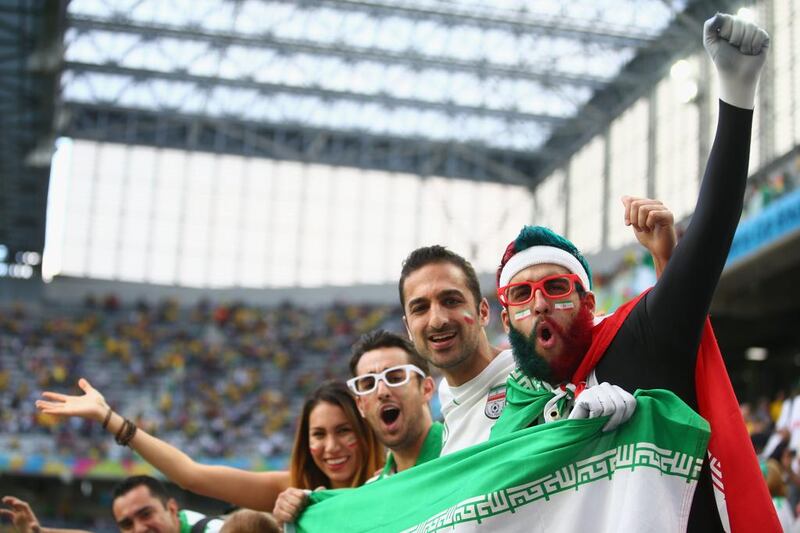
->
(438, 349), (515, 456)
(789, 395), (800, 452)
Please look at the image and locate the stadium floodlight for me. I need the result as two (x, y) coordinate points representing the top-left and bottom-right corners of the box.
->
(745, 347), (768, 361)
(670, 59), (691, 81)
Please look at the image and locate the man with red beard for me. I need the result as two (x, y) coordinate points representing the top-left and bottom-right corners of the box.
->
(496, 227), (599, 386)
(399, 198), (670, 456)
(493, 13), (776, 532)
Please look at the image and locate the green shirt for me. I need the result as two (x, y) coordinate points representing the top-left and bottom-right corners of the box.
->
(375, 422), (444, 481)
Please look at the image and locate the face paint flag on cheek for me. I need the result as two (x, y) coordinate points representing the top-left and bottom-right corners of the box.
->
(462, 311), (475, 324)
(554, 301), (574, 310)
(514, 309), (532, 321)
(341, 432), (358, 448)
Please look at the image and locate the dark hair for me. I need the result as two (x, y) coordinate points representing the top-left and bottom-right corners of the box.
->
(769, 438), (791, 464)
(399, 245), (482, 310)
(111, 475), (171, 507)
(289, 381), (384, 490)
(349, 329), (431, 376)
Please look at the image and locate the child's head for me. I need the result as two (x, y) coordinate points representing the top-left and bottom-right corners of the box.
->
(220, 509), (280, 533)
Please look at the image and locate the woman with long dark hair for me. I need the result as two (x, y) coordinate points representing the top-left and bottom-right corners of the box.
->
(36, 379), (383, 511)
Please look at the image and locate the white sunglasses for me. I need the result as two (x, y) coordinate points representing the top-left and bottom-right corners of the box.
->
(346, 364), (426, 396)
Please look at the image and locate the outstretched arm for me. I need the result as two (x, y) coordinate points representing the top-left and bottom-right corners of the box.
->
(36, 379), (291, 512)
(646, 14), (769, 347)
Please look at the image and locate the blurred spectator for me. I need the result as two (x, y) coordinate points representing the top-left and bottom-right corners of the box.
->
(758, 389), (800, 531)
(743, 400), (773, 437)
(742, 157), (800, 220)
(220, 510), (280, 533)
(763, 458), (796, 531)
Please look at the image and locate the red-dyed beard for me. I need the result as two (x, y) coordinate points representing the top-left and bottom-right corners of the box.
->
(508, 301), (594, 384)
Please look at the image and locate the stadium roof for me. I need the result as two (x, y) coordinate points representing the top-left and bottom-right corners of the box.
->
(0, 0), (63, 263)
(0, 0), (738, 267)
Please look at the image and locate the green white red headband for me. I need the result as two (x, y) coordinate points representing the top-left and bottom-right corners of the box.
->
(497, 245), (591, 291)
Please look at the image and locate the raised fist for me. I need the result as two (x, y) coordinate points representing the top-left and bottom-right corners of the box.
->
(703, 13), (770, 109)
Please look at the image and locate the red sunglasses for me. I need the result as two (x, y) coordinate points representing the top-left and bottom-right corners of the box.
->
(497, 274), (584, 306)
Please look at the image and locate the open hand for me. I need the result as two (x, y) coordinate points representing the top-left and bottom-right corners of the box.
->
(36, 378), (108, 423)
(0, 496), (41, 533)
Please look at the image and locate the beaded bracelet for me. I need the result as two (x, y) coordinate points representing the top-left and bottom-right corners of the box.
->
(120, 420), (138, 446)
(114, 417), (138, 447)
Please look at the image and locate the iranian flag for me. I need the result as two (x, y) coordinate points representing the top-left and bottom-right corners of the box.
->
(293, 390), (709, 533)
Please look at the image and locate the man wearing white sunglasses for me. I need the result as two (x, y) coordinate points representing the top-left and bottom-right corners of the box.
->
(347, 329), (440, 479)
(273, 330), (440, 524)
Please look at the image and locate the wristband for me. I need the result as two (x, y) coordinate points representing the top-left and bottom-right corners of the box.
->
(102, 406), (113, 429)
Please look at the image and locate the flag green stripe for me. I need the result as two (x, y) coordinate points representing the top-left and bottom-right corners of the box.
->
(297, 390), (709, 533)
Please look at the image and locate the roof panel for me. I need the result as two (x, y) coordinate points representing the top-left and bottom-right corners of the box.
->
(59, 0), (708, 171)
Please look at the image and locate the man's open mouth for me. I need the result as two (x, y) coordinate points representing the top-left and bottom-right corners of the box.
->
(537, 322), (556, 348)
(539, 325), (552, 342)
(381, 405), (401, 425)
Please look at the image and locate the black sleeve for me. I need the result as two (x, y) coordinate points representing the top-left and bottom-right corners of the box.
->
(594, 102), (753, 532)
(645, 100), (753, 357)
(596, 101), (753, 404)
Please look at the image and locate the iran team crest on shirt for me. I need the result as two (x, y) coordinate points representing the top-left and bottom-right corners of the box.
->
(484, 385), (507, 419)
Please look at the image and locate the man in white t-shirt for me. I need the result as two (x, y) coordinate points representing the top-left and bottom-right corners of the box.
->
(399, 245), (513, 455)
(434, 347), (514, 455)
(398, 198), (675, 455)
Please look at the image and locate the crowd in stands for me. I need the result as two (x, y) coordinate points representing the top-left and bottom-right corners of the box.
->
(3, 290), (799, 529)
(742, 156), (800, 220)
(0, 295), (412, 465)
(743, 387), (800, 531)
